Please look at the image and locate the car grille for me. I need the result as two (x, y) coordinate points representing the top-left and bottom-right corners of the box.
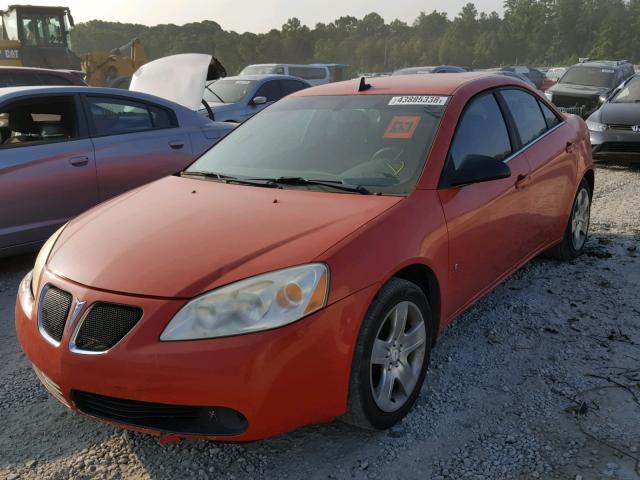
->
(72, 391), (248, 436)
(40, 286), (72, 343)
(599, 142), (640, 154)
(74, 303), (143, 352)
(607, 124), (639, 132)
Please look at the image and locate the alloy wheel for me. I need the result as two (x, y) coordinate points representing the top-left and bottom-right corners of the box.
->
(369, 301), (427, 412)
(571, 187), (590, 251)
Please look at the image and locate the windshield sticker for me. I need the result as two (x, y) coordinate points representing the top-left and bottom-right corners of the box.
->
(602, 69), (614, 73)
(389, 95), (449, 106)
(384, 116), (421, 139)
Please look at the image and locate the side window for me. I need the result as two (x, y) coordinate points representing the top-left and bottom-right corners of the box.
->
(0, 96), (78, 147)
(448, 93), (512, 170)
(255, 81), (281, 103)
(0, 73), (40, 87)
(499, 89), (548, 146)
(538, 100), (561, 129)
(280, 80), (309, 96)
(87, 97), (174, 136)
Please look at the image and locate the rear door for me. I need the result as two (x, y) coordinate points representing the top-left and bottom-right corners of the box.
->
(83, 94), (193, 201)
(438, 91), (532, 314)
(498, 88), (578, 246)
(0, 94), (97, 250)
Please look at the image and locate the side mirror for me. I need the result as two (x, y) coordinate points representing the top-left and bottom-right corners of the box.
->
(449, 155), (512, 187)
(251, 96), (267, 106)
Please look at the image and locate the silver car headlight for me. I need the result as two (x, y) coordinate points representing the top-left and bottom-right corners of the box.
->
(160, 264), (329, 341)
(32, 225), (66, 297)
(586, 120), (607, 132)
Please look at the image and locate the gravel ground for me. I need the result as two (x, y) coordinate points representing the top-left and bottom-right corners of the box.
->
(1, 164), (639, 480)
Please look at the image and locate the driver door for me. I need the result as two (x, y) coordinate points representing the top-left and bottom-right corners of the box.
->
(438, 91), (533, 317)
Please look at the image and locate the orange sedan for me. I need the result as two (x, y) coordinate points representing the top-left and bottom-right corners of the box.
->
(16, 73), (593, 441)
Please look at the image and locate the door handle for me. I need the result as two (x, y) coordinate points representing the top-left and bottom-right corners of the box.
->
(515, 174), (532, 190)
(565, 141), (576, 154)
(69, 156), (89, 167)
(169, 141), (185, 150)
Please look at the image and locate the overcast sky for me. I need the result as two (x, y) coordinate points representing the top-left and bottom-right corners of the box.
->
(31, 0), (505, 32)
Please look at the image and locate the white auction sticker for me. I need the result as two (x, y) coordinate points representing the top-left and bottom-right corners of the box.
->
(389, 95), (449, 106)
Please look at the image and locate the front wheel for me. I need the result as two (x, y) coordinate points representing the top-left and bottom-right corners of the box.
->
(342, 278), (432, 430)
(546, 178), (592, 260)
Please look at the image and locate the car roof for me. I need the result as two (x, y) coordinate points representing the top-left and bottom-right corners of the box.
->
(0, 85), (193, 110)
(0, 65), (82, 75)
(220, 74), (310, 82)
(294, 72), (527, 97)
(574, 60), (628, 69)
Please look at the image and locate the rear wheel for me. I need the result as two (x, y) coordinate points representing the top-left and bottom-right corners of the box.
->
(546, 178), (592, 260)
(342, 278), (432, 430)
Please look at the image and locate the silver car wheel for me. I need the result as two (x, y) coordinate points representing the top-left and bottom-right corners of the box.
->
(571, 187), (590, 251)
(369, 301), (427, 413)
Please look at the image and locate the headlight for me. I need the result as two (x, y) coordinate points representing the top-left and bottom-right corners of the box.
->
(161, 264), (329, 341)
(545, 92), (553, 101)
(586, 120), (607, 132)
(32, 225), (66, 297)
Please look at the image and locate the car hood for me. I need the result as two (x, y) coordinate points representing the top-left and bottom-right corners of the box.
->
(599, 102), (640, 125)
(48, 176), (402, 298)
(130, 54), (212, 111)
(207, 102), (241, 113)
(549, 83), (610, 97)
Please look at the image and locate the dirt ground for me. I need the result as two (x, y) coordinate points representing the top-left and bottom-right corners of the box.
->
(1, 164), (639, 480)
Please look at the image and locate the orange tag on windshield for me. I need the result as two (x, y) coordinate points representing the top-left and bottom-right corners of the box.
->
(384, 116), (421, 139)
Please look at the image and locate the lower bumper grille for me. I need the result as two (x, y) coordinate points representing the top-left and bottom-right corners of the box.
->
(72, 391), (248, 436)
(39, 286), (72, 343)
(598, 142), (640, 154)
(73, 303), (143, 352)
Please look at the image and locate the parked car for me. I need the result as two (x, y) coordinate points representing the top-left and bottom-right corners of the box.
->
(16, 73), (593, 442)
(393, 65), (467, 75)
(488, 69), (537, 89)
(587, 73), (640, 160)
(239, 64), (330, 86)
(545, 60), (635, 117)
(496, 66), (545, 89)
(0, 84), (234, 257)
(541, 67), (567, 91)
(0, 66), (87, 87)
(202, 75), (311, 123)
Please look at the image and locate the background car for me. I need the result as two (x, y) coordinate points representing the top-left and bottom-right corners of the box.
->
(588, 73), (640, 160)
(239, 64), (330, 86)
(0, 85), (234, 257)
(545, 60), (635, 117)
(392, 65), (467, 75)
(0, 66), (87, 87)
(202, 74), (311, 123)
(486, 69), (537, 89)
(16, 73), (593, 442)
(496, 66), (545, 89)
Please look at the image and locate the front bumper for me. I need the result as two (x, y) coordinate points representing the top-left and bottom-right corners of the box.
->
(16, 268), (378, 441)
(590, 129), (640, 160)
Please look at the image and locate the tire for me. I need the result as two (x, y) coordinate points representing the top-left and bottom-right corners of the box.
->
(545, 178), (592, 261)
(342, 278), (432, 430)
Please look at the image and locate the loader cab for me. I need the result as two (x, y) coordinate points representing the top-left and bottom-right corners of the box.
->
(0, 5), (80, 69)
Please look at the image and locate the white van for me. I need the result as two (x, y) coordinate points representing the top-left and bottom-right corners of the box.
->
(239, 64), (330, 86)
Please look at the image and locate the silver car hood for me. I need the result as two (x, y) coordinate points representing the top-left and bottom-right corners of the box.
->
(130, 53), (211, 111)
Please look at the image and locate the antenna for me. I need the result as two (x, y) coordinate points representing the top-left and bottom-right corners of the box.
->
(358, 77), (372, 92)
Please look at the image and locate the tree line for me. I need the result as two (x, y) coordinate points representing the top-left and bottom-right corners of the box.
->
(70, 0), (640, 76)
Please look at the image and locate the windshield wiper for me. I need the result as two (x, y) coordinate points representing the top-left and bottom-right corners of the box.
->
(181, 171), (280, 189)
(205, 84), (225, 103)
(255, 176), (374, 195)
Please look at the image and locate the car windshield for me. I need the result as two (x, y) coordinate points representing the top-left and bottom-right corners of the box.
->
(204, 79), (257, 104)
(560, 66), (616, 88)
(187, 95), (447, 195)
(611, 77), (640, 103)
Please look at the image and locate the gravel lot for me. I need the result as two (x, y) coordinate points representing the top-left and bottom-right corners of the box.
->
(1, 164), (639, 480)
